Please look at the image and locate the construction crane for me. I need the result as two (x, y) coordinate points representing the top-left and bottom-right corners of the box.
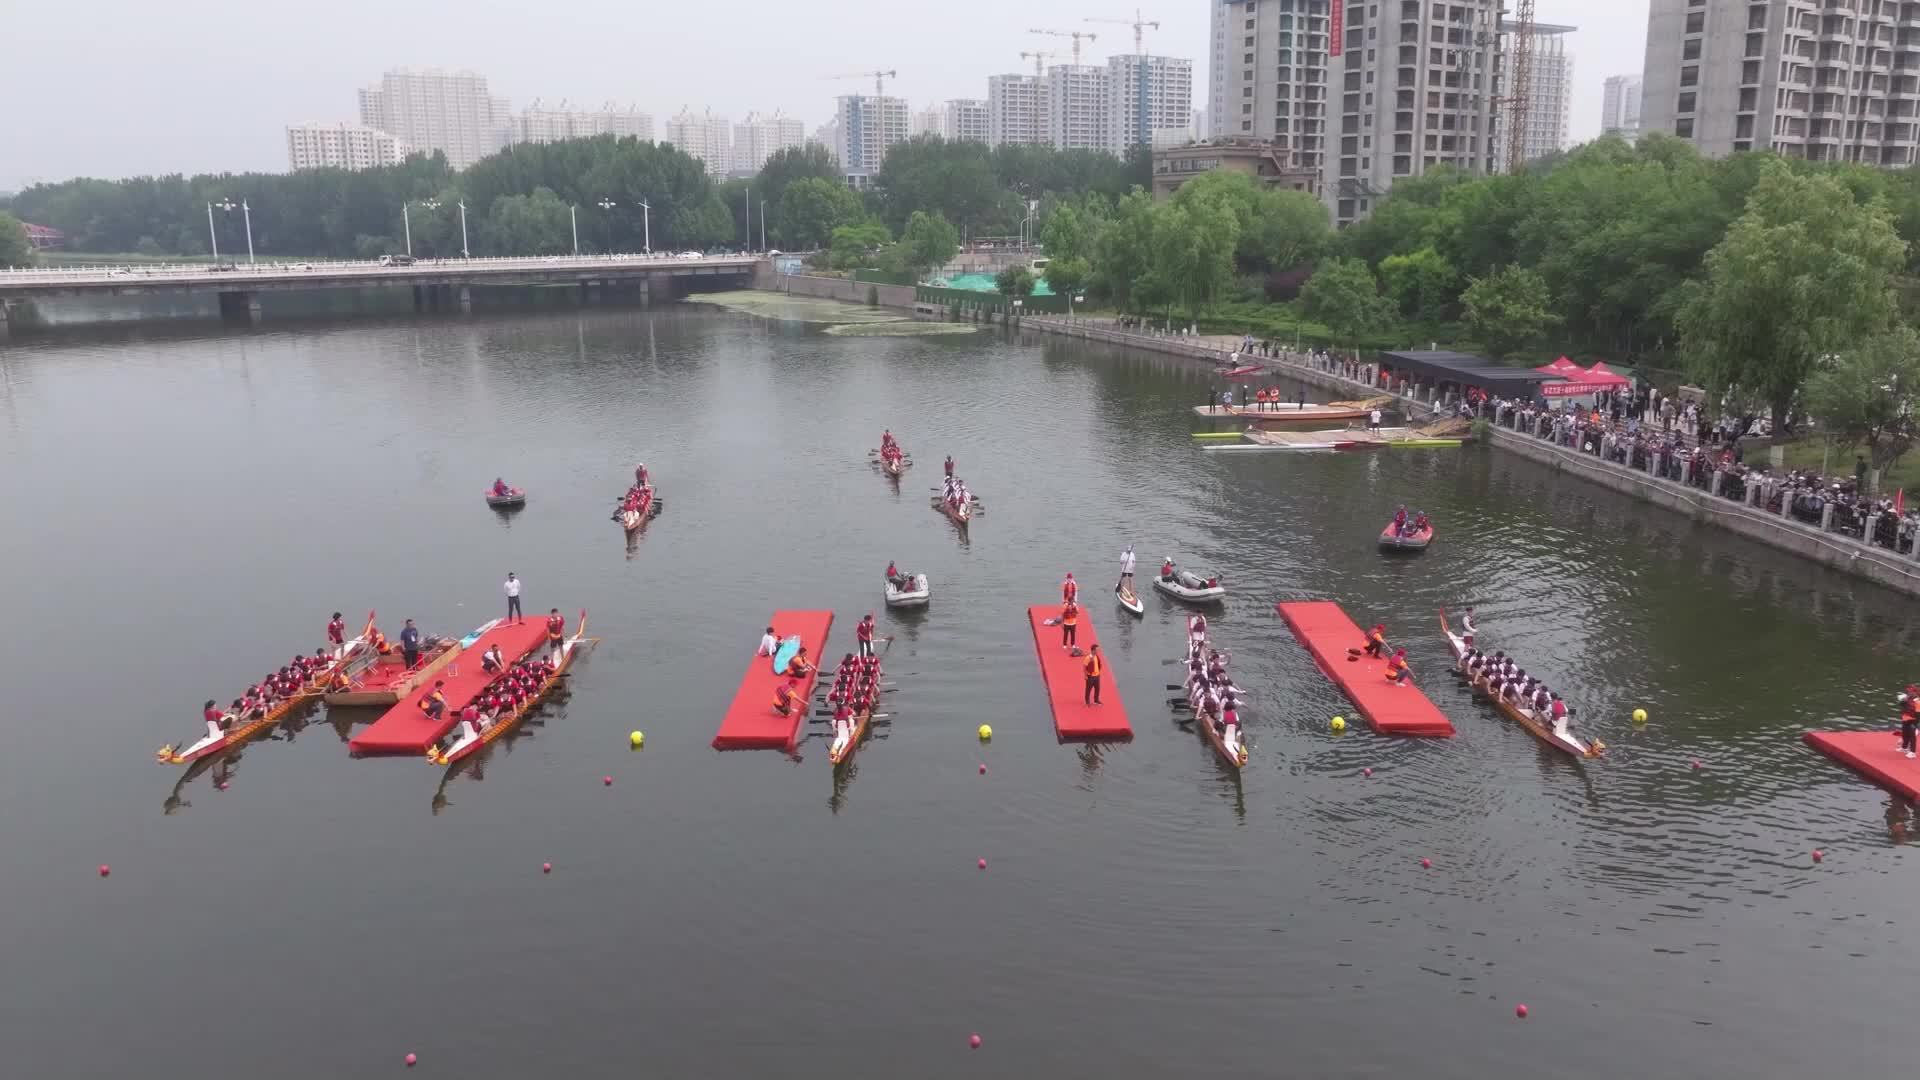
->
(1086, 9), (1159, 54)
(1029, 28), (1096, 65)
(1504, 0), (1536, 174)
(1020, 50), (1056, 77)
(823, 69), (899, 96)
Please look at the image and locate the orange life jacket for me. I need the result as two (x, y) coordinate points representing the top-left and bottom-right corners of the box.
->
(1062, 605), (1079, 626)
(1084, 653), (1104, 677)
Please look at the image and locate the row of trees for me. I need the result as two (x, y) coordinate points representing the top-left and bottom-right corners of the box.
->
(0, 135), (1148, 264)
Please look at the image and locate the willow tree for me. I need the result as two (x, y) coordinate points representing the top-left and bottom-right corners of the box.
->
(1677, 160), (1907, 435)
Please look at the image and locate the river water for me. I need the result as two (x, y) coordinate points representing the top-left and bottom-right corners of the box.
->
(1, 302), (1914, 1079)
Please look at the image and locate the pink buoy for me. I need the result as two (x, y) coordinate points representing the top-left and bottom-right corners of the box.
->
(405, 1051), (418, 1066)
(1420, 858), (1431, 869)
(603, 776), (613, 786)
(1812, 849), (1825, 863)
(977, 858), (987, 870)
(979, 763), (987, 775)
(98, 864), (110, 878)
(541, 862), (552, 874)
(1363, 767), (1373, 777)
(1515, 1004), (1528, 1019)
(969, 1034), (982, 1049)
(1691, 759), (1702, 770)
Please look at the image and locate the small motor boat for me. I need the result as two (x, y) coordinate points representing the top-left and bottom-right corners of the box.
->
(485, 487), (526, 509)
(884, 573), (931, 607)
(1152, 565), (1226, 603)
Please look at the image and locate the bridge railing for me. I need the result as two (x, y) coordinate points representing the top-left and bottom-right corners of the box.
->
(0, 253), (761, 285)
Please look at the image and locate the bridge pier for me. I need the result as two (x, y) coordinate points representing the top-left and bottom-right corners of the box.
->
(458, 285), (472, 313)
(217, 290), (261, 325)
(412, 285), (425, 311)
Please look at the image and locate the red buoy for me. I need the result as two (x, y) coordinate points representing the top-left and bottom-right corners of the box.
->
(969, 1034), (982, 1049)
(1812, 849), (1825, 863)
(979, 763), (987, 775)
(541, 862), (552, 874)
(405, 1052), (418, 1067)
(1691, 759), (1702, 770)
(98, 864), (110, 878)
(1515, 1004), (1528, 1019)
(603, 776), (613, 786)
(1420, 858), (1431, 869)
(1363, 767), (1373, 777)
(978, 858), (987, 870)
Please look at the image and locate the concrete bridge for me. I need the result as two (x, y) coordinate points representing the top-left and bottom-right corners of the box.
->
(0, 253), (761, 332)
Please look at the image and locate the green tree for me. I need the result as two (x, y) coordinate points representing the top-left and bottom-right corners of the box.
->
(482, 187), (572, 255)
(1142, 197), (1239, 321)
(1043, 256), (1090, 303)
(898, 210), (959, 278)
(1040, 202), (1098, 263)
(751, 144), (841, 246)
(1460, 265), (1559, 358)
(1300, 257), (1391, 343)
(1677, 160), (1908, 435)
(1092, 190), (1157, 311)
(0, 212), (31, 266)
(1170, 170), (1329, 273)
(828, 221), (891, 270)
(1377, 246), (1458, 323)
(1803, 327), (1920, 492)
(780, 178), (864, 251)
(994, 265), (1036, 297)
(872, 136), (1003, 234)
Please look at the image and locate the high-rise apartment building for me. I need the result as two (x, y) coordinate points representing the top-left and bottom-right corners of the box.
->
(1640, 0), (1917, 164)
(664, 107), (733, 176)
(1601, 73), (1643, 137)
(1207, 0), (1333, 176)
(356, 68), (508, 169)
(732, 111), (805, 173)
(911, 104), (944, 138)
(1047, 63), (1111, 150)
(1326, 0), (1504, 224)
(286, 122), (407, 171)
(809, 119), (840, 161)
(944, 99), (990, 142)
(988, 74), (1048, 146)
(835, 94), (909, 183)
(510, 103), (655, 146)
(1105, 54), (1195, 155)
(1496, 24), (1574, 167)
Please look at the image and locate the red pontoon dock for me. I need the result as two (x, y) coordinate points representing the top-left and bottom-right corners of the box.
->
(712, 610), (834, 751)
(1804, 729), (1920, 800)
(347, 618), (550, 755)
(1275, 600), (1454, 737)
(1026, 605), (1131, 741)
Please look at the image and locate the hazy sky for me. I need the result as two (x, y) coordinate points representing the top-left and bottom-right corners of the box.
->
(2, 0), (1648, 191)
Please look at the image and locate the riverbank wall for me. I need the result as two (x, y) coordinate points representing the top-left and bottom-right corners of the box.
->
(1017, 316), (1920, 600)
(750, 268), (916, 309)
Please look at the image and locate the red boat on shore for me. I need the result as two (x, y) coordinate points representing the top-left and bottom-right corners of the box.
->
(1216, 364), (1262, 378)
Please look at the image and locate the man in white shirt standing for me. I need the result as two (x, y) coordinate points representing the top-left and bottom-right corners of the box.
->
(1117, 545), (1136, 593)
(1369, 407), (1383, 433)
(504, 572), (522, 624)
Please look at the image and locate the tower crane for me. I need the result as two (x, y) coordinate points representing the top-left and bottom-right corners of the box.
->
(1503, 0), (1536, 174)
(1020, 50), (1056, 77)
(1085, 9), (1159, 54)
(823, 69), (899, 97)
(1028, 29), (1097, 65)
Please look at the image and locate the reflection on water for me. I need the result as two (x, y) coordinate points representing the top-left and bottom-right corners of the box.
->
(0, 307), (1915, 1079)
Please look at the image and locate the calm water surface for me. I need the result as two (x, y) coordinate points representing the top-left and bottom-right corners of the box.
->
(1, 303), (1915, 1079)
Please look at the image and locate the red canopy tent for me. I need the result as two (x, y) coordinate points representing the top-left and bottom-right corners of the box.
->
(1538, 358), (1632, 398)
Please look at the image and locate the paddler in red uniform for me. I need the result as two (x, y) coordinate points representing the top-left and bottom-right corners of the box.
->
(545, 608), (566, 663)
(203, 700), (227, 740)
(635, 463), (649, 488)
(943, 455), (954, 477)
(856, 612), (877, 658)
(1363, 623), (1388, 658)
(773, 678), (803, 717)
(1384, 647), (1412, 684)
(1391, 505), (1409, 537)
(832, 700), (854, 741)
(1062, 572), (1078, 604)
(327, 612), (346, 657)
(492, 478), (512, 497)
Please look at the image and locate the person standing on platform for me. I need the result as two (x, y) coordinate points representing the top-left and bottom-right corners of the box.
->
(1899, 693), (1918, 759)
(399, 619), (421, 670)
(1369, 407), (1383, 433)
(1082, 644), (1104, 705)
(1062, 572), (1078, 604)
(504, 573), (522, 624)
(1060, 600), (1080, 650)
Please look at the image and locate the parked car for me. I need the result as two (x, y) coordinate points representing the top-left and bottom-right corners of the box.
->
(378, 253), (416, 267)
(675, 250), (704, 259)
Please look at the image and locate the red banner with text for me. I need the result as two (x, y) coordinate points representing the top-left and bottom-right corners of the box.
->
(1330, 3), (1344, 57)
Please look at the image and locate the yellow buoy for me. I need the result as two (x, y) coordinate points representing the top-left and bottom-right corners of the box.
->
(629, 730), (645, 748)
(1631, 709), (1648, 725)
(977, 724), (993, 741)
(1331, 715), (1347, 732)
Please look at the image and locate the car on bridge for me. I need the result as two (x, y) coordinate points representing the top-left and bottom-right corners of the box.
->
(675, 251), (705, 260)
(377, 254), (416, 267)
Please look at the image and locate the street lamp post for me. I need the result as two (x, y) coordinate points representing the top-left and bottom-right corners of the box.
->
(207, 199), (240, 262)
(403, 198), (440, 257)
(570, 205), (579, 255)
(760, 200), (766, 252)
(597, 198), (617, 253)
(457, 200), (470, 259)
(638, 199), (651, 254)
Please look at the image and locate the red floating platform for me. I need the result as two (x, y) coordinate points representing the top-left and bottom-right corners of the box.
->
(348, 617), (552, 755)
(1026, 604), (1131, 741)
(1804, 729), (1920, 800)
(712, 610), (834, 751)
(1275, 600), (1455, 737)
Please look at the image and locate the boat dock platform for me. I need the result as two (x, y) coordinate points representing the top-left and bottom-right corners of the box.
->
(348, 618), (552, 755)
(713, 610), (834, 751)
(1191, 402), (1373, 422)
(1026, 605), (1131, 741)
(1804, 729), (1920, 799)
(1198, 416), (1470, 452)
(1275, 601), (1455, 737)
